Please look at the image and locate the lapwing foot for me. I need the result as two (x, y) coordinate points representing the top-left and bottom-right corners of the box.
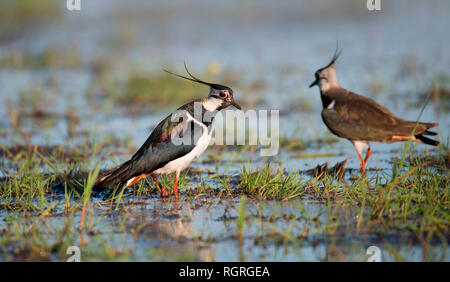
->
(152, 174), (169, 197)
(359, 164), (366, 173)
(359, 169), (367, 178)
(160, 187), (169, 197)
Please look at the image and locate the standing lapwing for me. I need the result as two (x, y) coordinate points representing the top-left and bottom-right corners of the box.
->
(95, 64), (241, 197)
(309, 48), (440, 172)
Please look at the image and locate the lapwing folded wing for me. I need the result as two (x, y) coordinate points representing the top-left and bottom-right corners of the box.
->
(95, 64), (242, 197)
(310, 47), (439, 172)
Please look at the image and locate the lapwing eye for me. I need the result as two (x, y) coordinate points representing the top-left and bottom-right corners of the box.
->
(219, 92), (226, 98)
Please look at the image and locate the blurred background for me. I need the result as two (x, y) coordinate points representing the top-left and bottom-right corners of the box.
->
(0, 0), (449, 170)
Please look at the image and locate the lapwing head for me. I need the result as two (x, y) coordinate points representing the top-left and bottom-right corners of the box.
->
(164, 63), (241, 111)
(309, 46), (342, 92)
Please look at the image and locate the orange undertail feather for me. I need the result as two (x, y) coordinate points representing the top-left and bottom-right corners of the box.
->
(124, 173), (150, 187)
(384, 122), (440, 146)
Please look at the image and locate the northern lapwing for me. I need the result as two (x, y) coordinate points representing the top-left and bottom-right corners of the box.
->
(309, 48), (440, 172)
(95, 64), (242, 197)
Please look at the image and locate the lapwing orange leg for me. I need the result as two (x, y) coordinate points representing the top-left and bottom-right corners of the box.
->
(364, 147), (372, 166)
(357, 147), (372, 172)
(151, 174), (169, 197)
(356, 150), (365, 172)
(173, 176), (179, 198)
(353, 141), (371, 172)
(173, 171), (180, 198)
(356, 147), (372, 172)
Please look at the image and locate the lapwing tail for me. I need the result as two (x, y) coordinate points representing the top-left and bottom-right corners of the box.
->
(420, 122), (438, 136)
(94, 160), (136, 191)
(424, 130), (438, 136)
(415, 134), (440, 147)
(423, 121), (438, 128)
(413, 122), (439, 146)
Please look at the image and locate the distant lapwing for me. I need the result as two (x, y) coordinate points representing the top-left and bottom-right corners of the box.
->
(309, 48), (440, 172)
(95, 64), (242, 197)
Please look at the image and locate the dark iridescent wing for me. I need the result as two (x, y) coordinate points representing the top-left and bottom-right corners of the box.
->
(129, 102), (205, 174)
(94, 100), (210, 189)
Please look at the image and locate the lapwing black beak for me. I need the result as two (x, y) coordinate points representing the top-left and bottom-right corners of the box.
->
(231, 101), (242, 110)
(309, 79), (318, 88)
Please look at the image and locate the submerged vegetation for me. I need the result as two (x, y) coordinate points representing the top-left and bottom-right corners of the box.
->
(0, 136), (448, 261)
(0, 0), (61, 41)
(87, 66), (266, 112)
(91, 71), (208, 111)
(0, 44), (448, 262)
(0, 55), (448, 260)
(0, 47), (83, 69)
